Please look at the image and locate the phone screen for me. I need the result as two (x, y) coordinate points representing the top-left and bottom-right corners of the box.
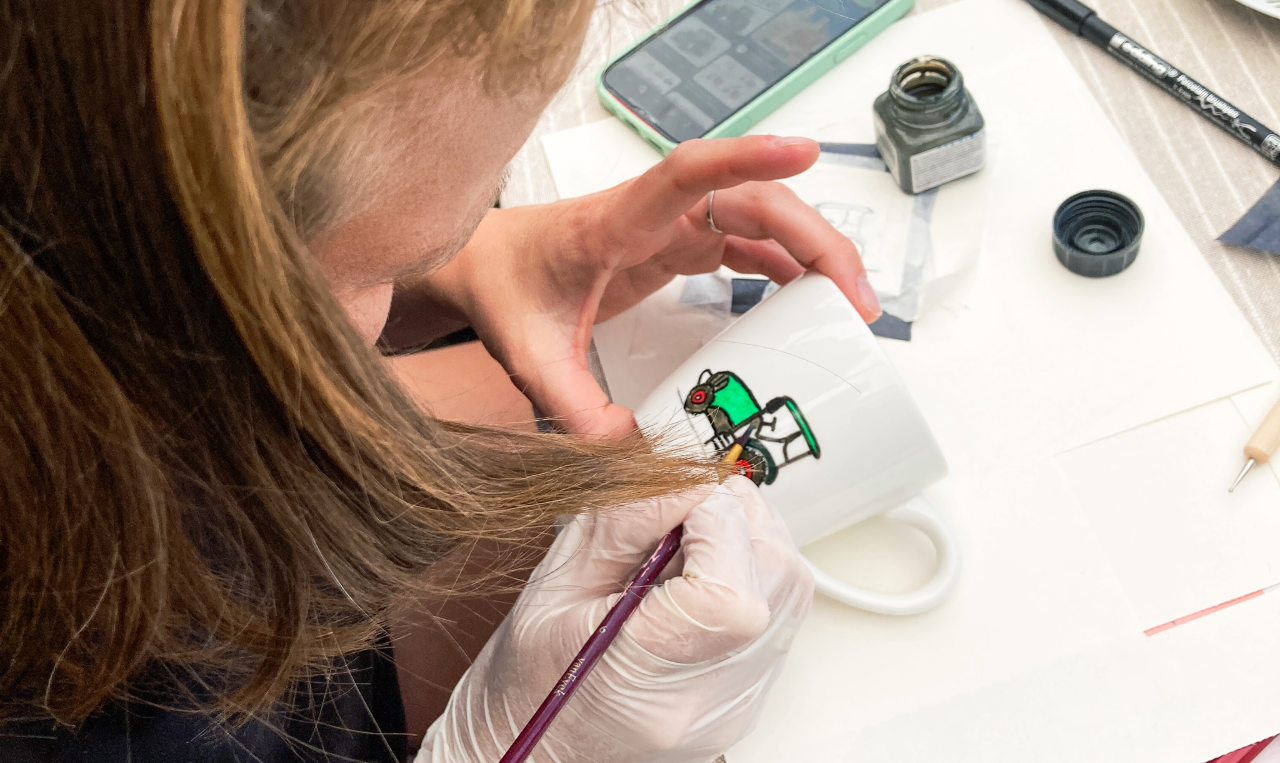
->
(602, 0), (891, 143)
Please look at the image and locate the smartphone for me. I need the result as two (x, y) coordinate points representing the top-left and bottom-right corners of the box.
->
(597, 0), (913, 155)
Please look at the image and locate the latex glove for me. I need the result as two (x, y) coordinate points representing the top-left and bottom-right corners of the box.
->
(415, 476), (814, 763)
(394, 135), (879, 436)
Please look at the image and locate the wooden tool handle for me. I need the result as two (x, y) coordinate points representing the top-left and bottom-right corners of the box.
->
(1244, 395), (1280, 464)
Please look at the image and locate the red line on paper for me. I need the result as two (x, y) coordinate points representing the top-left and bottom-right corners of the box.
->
(1145, 584), (1280, 636)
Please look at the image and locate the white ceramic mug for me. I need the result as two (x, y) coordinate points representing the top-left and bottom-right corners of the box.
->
(634, 273), (960, 615)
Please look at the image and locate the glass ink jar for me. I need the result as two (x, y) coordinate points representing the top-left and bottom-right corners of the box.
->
(873, 56), (986, 195)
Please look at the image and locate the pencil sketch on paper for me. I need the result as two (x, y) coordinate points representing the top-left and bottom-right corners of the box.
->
(813, 201), (880, 272)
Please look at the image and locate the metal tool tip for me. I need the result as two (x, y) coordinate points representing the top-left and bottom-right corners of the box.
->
(1229, 459), (1256, 493)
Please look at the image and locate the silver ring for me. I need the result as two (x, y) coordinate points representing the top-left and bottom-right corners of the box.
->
(706, 190), (724, 234)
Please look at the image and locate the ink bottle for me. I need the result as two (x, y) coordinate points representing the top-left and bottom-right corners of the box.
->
(873, 56), (986, 195)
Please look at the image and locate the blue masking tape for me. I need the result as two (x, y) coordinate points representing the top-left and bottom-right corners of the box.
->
(868, 312), (913, 341)
(731, 278), (771, 314)
(818, 142), (888, 173)
(818, 142), (883, 159)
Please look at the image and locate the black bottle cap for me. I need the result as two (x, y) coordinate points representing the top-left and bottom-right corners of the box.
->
(1024, 0), (1098, 35)
(1052, 190), (1144, 278)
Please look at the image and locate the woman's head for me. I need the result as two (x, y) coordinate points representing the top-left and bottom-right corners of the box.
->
(243, 1), (592, 341)
(0, 0), (707, 726)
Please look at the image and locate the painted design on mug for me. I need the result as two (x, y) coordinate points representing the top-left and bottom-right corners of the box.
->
(683, 369), (821, 486)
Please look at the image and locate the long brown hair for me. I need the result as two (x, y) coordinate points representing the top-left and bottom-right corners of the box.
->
(0, 0), (709, 726)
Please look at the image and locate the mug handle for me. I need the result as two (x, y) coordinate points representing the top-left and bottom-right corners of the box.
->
(802, 496), (961, 616)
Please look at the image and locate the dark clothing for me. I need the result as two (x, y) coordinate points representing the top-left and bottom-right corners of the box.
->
(1, 646), (408, 763)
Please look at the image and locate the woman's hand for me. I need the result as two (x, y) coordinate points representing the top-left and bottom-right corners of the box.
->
(400, 135), (880, 436)
(416, 476), (815, 763)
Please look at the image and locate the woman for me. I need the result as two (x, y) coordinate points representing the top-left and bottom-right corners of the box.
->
(0, 1), (880, 761)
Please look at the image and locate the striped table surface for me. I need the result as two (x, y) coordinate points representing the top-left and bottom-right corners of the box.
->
(501, 0), (1280, 361)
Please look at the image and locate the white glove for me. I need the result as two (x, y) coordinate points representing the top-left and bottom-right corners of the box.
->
(416, 475), (814, 763)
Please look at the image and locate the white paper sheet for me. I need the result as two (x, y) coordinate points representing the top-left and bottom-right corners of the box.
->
(802, 636), (1162, 763)
(1057, 398), (1280, 630)
(745, 587), (1280, 763)
(1142, 589), (1280, 763)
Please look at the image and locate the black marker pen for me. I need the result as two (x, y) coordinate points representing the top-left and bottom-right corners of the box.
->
(1026, 0), (1280, 169)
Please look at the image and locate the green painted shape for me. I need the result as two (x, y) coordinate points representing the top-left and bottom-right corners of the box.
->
(714, 375), (761, 427)
(785, 400), (821, 458)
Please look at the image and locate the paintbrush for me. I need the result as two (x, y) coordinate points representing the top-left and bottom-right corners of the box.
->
(498, 425), (755, 763)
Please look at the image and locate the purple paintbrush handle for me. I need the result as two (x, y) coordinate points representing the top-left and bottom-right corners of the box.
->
(498, 524), (685, 763)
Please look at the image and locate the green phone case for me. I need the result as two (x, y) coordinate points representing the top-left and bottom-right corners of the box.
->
(596, 0), (915, 155)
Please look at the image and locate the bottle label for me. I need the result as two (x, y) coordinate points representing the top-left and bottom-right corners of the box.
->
(909, 129), (986, 193)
